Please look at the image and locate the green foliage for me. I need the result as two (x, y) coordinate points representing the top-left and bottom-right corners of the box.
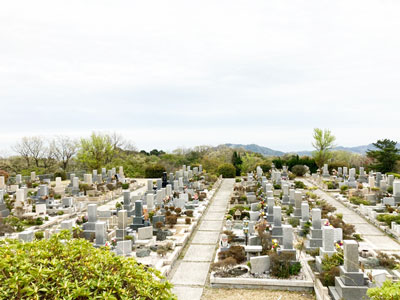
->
(144, 164), (166, 178)
(312, 128), (336, 169)
(367, 139), (400, 173)
(0, 232), (176, 299)
(377, 214), (400, 226)
(294, 181), (306, 189)
(368, 280), (400, 299)
(349, 196), (370, 206)
(269, 252), (301, 278)
(291, 165), (307, 176)
(288, 217), (299, 227)
(231, 151), (243, 176)
(121, 183), (129, 189)
(259, 162), (272, 173)
(340, 185), (349, 192)
(77, 133), (115, 170)
(34, 231), (44, 240)
(217, 163), (236, 178)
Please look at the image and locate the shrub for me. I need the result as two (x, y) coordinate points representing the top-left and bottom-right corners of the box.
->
(259, 163), (272, 173)
(235, 178), (241, 182)
(273, 184), (281, 190)
(288, 217), (299, 227)
(328, 215), (355, 239)
(144, 164), (166, 178)
(217, 163), (236, 178)
(0, 232), (175, 299)
(211, 257), (237, 276)
(292, 165), (307, 177)
(368, 280), (400, 299)
(35, 231), (44, 240)
(174, 207), (182, 216)
(377, 214), (400, 226)
(294, 181), (306, 189)
(155, 221), (163, 229)
(165, 215), (178, 227)
(340, 185), (349, 192)
(57, 211), (64, 215)
(121, 183), (129, 189)
(318, 251), (343, 286)
(349, 196), (370, 206)
(270, 252), (301, 278)
(377, 252), (398, 269)
(54, 171), (67, 180)
(218, 245), (246, 263)
(185, 217), (191, 225)
(185, 210), (193, 217)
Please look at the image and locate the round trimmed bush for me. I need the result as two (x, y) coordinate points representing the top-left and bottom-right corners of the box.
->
(291, 165), (307, 177)
(217, 163), (236, 178)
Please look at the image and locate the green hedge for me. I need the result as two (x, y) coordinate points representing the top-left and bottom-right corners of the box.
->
(0, 231), (176, 299)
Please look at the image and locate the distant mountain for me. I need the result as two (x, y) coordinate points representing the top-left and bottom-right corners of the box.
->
(223, 143), (285, 156)
(223, 143), (395, 157)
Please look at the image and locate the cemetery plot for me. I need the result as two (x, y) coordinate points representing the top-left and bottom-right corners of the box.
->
(209, 165), (400, 300)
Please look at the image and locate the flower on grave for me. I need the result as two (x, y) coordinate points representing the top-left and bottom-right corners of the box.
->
(335, 241), (343, 249)
(105, 241), (111, 248)
(111, 238), (117, 247)
(271, 239), (280, 251)
(324, 220), (330, 226)
(194, 194), (198, 200)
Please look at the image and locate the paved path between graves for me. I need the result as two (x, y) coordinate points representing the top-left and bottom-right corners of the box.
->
(169, 179), (235, 300)
(301, 178), (400, 254)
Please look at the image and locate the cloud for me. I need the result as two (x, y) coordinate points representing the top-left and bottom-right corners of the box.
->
(0, 0), (399, 153)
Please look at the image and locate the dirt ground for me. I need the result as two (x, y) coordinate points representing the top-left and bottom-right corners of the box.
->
(201, 288), (315, 300)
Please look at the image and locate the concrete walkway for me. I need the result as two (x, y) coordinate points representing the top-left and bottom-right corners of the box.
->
(170, 179), (234, 300)
(302, 179), (400, 254)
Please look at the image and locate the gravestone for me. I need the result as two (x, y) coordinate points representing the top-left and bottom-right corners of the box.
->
(293, 191), (302, 218)
(282, 183), (289, 205)
(376, 172), (382, 188)
(130, 200), (146, 231)
(95, 221), (107, 245)
(250, 255), (270, 274)
(279, 225), (296, 259)
(266, 197), (274, 223)
(18, 230), (34, 242)
(83, 204), (98, 239)
(316, 226), (336, 272)
(147, 179), (153, 192)
(271, 206), (283, 242)
(307, 208), (323, 249)
(116, 209), (129, 241)
(146, 194), (154, 211)
(60, 219), (74, 231)
(138, 226), (153, 240)
(289, 189), (295, 206)
(300, 201), (310, 230)
(0, 190), (10, 217)
(393, 180), (400, 204)
(123, 191), (134, 216)
(329, 240), (369, 300)
(116, 240), (132, 256)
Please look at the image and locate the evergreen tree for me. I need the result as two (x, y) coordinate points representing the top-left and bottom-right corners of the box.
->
(232, 151), (243, 176)
(366, 139), (400, 173)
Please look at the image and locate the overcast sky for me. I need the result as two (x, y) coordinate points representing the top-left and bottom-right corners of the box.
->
(1, 0), (399, 154)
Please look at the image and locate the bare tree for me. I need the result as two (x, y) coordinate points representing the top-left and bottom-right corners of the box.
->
(13, 136), (45, 167)
(12, 137), (32, 167)
(52, 136), (78, 171)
